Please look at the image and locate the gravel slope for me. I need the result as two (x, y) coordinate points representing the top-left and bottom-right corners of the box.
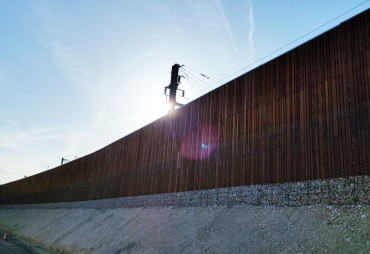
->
(1, 205), (370, 253)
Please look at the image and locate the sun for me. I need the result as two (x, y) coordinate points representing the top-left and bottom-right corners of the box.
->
(142, 97), (172, 120)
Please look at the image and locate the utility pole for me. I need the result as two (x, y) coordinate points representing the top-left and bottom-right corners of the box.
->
(164, 63), (184, 112)
(61, 157), (69, 165)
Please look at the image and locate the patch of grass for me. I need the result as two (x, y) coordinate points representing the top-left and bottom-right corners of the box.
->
(0, 223), (70, 254)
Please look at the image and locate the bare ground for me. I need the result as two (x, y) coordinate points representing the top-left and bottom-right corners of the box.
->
(1, 205), (370, 253)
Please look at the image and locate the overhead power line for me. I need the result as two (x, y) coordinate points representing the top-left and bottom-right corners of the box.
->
(211, 0), (370, 87)
(44, 1), (370, 168)
(179, 67), (215, 98)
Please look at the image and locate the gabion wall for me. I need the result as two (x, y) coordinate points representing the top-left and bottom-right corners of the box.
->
(1, 175), (370, 209)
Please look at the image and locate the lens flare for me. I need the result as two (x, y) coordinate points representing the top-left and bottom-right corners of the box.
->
(180, 124), (217, 160)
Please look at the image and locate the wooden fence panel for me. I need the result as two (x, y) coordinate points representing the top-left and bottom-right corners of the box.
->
(1, 9), (369, 204)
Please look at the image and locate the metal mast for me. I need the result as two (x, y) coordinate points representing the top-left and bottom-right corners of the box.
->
(164, 64), (184, 112)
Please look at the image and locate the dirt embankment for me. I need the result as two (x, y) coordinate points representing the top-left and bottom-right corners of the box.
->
(0, 232), (51, 254)
(1, 205), (370, 253)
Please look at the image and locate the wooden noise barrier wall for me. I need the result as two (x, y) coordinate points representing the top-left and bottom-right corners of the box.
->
(1, 9), (369, 204)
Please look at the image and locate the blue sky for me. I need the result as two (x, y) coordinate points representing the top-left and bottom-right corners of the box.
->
(0, 0), (369, 184)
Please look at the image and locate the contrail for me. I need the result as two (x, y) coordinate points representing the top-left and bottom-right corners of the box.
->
(215, 0), (237, 51)
(247, 0), (255, 60)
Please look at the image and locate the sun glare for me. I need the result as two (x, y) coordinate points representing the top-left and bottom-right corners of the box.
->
(145, 99), (172, 120)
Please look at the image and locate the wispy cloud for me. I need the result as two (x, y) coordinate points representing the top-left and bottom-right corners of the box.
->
(215, 0), (236, 51)
(189, 0), (237, 54)
(0, 116), (95, 184)
(0, 117), (88, 153)
(247, 0), (255, 60)
(0, 61), (7, 90)
(31, 1), (112, 129)
(32, 2), (107, 93)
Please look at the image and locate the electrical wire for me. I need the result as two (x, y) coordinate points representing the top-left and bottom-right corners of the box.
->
(179, 68), (213, 98)
(210, 0), (370, 87)
(46, 1), (370, 168)
(179, 69), (206, 90)
(182, 65), (220, 83)
(179, 67), (218, 100)
(181, 75), (203, 95)
(176, 1), (369, 101)
(181, 67), (214, 89)
(189, 81), (206, 96)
